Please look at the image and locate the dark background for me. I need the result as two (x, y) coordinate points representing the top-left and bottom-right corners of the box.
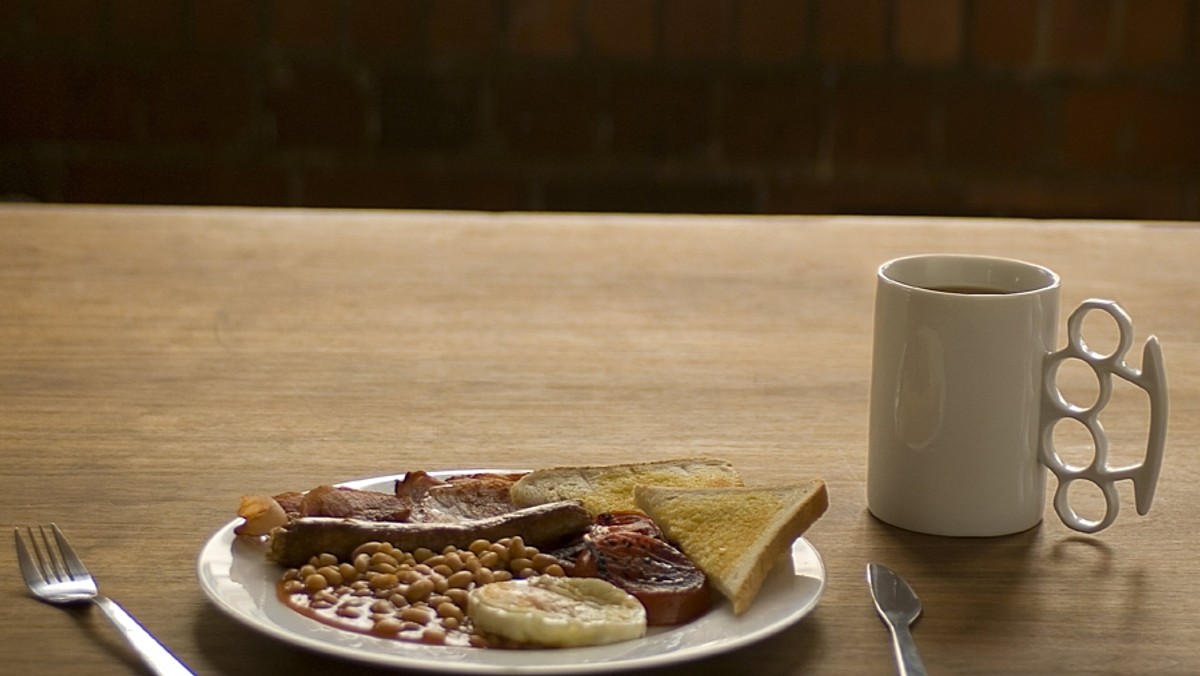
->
(3, 0), (1199, 219)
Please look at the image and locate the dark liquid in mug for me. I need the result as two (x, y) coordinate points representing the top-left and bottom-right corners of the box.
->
(925, 284), (1012, 295)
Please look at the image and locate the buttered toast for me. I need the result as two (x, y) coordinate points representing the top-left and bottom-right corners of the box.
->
(510, 457), (743, 516)
(633, 480), (828, 615)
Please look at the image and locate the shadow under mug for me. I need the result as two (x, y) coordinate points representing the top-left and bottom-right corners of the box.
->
(866, 254), (1167, 537)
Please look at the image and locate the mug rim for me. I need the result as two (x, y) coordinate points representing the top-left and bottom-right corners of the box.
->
(879, 254), (1060, 296)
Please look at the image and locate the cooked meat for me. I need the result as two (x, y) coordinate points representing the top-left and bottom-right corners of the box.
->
(267, 500), (591, 567)
(396, 471), (525, 522)
(273, 491), (305, 516)
(291, 484), (413, 522)
(265, 471), (525, 526)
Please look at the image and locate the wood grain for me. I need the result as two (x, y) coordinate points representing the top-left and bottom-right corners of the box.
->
(2, 205), (1198, 675)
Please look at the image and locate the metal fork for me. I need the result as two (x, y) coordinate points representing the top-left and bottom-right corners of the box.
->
(15, 524), (194, 675)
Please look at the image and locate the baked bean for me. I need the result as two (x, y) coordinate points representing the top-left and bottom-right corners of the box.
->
(531, 553), (558, 571)
(353, 554), (370, 574)
(432, 574), (449, 594)
(304, 573), (328, 593)
(545, 564), (565, 577)
(336, 605), (362, 619)
(445, 588), (469, 608)
(413, 547), (434, 563)
(352, 542), (383, 557)
(399, 606), (432, 625)
(406, 577), (435, 603)
(369, 573), (398, 590)
(373, 617), (403, 635)
(371, 551), (398, 566)
(421, 626), (447, 644)
(446, 570), (474, 589)
(437, 602), (464, 621)
(509, 557), (533, 573)
(317, 566), (343, 586)
(317, 553), (338, 567)
(469, 539), (491, 555)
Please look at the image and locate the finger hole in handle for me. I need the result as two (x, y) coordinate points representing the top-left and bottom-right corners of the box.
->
(1053, 477), (1120, 534)
(1066, 300), (1134, 364)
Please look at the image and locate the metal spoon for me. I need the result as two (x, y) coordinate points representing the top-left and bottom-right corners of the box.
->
(867, 563), (929, 676)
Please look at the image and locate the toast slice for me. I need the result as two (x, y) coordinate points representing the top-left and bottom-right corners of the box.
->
(510, 457), (743, 516)
(633, 480), (828, 615)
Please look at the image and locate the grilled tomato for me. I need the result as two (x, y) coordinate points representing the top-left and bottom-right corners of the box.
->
(575, 512), (712, 625)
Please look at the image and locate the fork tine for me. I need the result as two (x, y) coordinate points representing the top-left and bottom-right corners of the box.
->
(13, 527), (45, 586)
(49, 523), (91, 579)
(31, 525), (68, 582)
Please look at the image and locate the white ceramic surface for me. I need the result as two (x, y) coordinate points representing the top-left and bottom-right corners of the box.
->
(866, 254), (1167, 536)
(868, 254), (1060, 536)
(196, 472), (826, 674)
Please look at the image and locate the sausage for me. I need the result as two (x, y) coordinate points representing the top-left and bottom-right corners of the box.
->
(268, 500), (591, 567)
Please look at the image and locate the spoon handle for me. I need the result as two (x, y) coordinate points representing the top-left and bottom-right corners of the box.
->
(888, 620), (928, 676)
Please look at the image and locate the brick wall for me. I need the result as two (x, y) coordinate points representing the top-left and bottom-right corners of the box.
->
(2, 0), (1199, 219)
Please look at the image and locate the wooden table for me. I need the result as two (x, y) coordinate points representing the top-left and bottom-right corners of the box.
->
(2, 204), (1198, 675)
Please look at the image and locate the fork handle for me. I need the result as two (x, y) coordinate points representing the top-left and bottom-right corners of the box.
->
(93, 597), (195, 676)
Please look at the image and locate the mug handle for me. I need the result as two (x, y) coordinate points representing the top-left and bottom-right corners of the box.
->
(1040, 299), (1168, 534)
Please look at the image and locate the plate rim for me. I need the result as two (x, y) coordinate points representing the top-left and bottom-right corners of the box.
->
(196, 469), (826, 674)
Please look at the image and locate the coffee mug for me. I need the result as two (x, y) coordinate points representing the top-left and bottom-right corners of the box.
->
(866, 254), (1167, 536)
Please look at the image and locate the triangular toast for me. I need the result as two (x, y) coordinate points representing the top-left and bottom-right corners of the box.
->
(633, 480), (828, 615)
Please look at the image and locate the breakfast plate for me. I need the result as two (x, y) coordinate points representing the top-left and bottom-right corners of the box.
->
(196, 470), (826, 674)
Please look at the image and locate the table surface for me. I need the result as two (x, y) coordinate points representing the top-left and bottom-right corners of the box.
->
(2, 204), (1198, 675)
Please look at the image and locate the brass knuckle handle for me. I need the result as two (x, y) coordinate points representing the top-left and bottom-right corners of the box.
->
(1040, 299), (1168, 534)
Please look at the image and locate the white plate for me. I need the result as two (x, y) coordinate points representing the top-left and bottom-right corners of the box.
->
(196, 471), (826, 674)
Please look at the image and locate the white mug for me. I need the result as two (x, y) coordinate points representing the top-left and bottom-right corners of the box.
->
(866, 254), (1168, 536)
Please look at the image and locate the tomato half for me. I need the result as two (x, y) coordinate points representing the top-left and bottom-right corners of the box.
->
(584, 530), (711, 626)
